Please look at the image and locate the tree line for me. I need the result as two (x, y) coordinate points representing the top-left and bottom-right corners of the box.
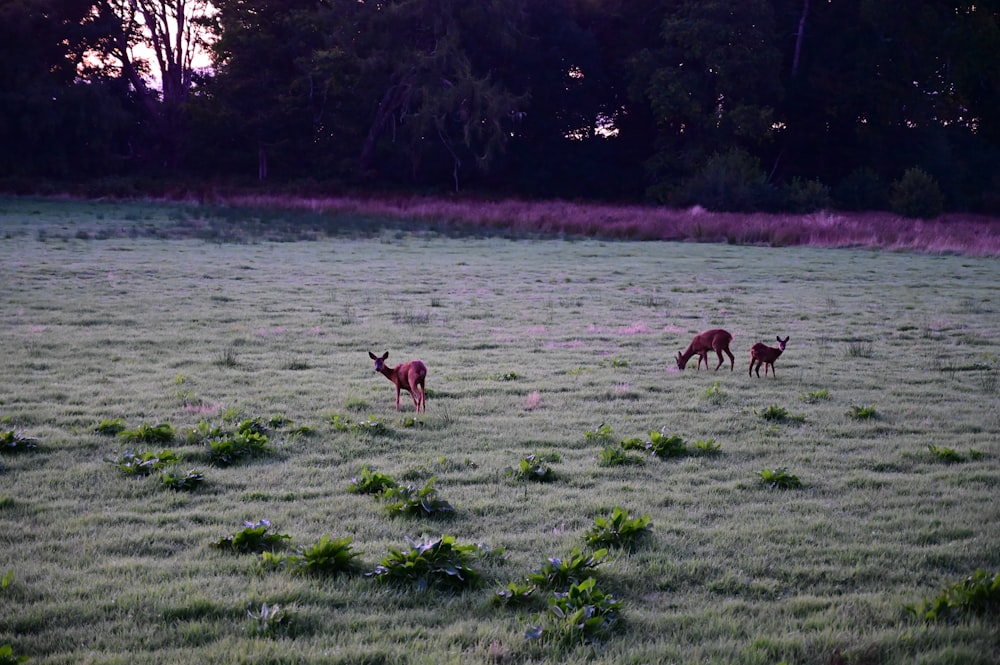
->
(2, 0), (998, 214)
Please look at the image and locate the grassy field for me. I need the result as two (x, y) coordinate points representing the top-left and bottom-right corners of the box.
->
(1, 197), (998, 664)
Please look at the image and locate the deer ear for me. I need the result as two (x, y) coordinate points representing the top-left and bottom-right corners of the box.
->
(368, 351), (377, 360)
(381, 352), (389, 360)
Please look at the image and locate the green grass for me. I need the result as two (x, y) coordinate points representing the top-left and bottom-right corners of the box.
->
(1, 197), (999, 663)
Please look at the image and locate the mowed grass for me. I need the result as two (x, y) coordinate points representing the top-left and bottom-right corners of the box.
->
(1, 197), (998, 664)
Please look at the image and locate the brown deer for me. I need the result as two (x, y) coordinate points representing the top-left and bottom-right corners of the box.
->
(368, 351), (427, 412)
(675, 329), (735, 371)
(749, 336), (789, 378)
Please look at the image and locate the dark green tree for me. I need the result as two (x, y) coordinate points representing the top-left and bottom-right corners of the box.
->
(631, 0), (784, 202)
(0, 0), (139, 179)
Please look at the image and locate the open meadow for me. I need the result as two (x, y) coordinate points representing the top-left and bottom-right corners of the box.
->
(1, 197), (998, 664)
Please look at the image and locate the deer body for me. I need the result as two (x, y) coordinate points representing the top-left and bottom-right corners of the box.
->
(675, 329), (735, 371)
(369, 351), (427, 412)
(749, 336), (789, 378)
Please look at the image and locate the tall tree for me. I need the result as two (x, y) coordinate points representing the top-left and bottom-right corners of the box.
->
(338, 0), (529, 190)
(630, 0), (784, 199)
(91, 0), (216, 167)
(0, 0), (137, 178)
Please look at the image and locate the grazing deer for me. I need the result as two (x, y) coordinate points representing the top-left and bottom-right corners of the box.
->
(675, 329), (735, 371)
(749, 336), (789, 378)
(368, 351), (427, 412)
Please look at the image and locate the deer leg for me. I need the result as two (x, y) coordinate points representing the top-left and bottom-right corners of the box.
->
(725, 348), (735, 371)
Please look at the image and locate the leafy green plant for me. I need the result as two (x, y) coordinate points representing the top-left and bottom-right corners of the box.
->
(928, 444), (964, 463)
(493, 371), (520, 381)
(507, 454), (557, 482)
(1, 569), (12, 591)
(246, 602), (295, 638)
(703, 381), (724, 402)
(758, 404), (805, 424)
(94, 417), (127, 436)
(800, 389), (830, 404)
(328, 413), (390, 435)
(207, 429), (270, 466)
(282, 535), (362, 576)
(848, 404), (878, 420)
(383, 478), (454, 518)
(348, 466), (398, 495)
(758, 404), (789, 422)
(0, 430), (37, 453)
(0, 643), (28, 665)
(759, 467), (803, 490)
(369, 535), (483, 591)
(907, 570), (1000, 622)
(526, 577), (623, 646)
(597, 445), (645, 467)
(528, 547), (609, 591)
(646, 431), (686, 458)
(118, 422), (175, 444)
(107, 449), (181, 476)
(584, 423), (615, 444)
(159, 468), (204, 491)
(493, 580), (538, 608)
(691, 438), (721, 455)
(212, 519), (291, 553)
(584, 508), (652, 550)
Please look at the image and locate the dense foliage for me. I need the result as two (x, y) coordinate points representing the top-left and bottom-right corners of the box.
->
(1, 0), (998, 212)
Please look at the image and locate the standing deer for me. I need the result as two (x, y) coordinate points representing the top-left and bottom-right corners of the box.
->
(675, 329), (735, 371)
(749, 336), (789, 378)
(368, 351), (427, 412)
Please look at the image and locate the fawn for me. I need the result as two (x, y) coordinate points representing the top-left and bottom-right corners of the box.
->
(675, 329), (735, 371)
(749, 336), (789, 378)
(369, 351), (427, 412)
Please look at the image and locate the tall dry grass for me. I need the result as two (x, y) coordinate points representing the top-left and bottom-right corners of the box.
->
(215, 193), (1000, 256)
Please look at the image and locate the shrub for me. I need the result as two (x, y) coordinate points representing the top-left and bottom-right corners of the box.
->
(908, 570), (1000, 622)
(759, 467), (802, 490)
(212, 519), (291, 553)
(526, 577), (623, 646)
(890, 167), (945, 219)
(834, 167), (888, 211)
(528, 547), (609, 591)
(783, 177), (832, 213)
(369, 535), (483, 591)
(679, 148), (776, 212)
(584, 507), (652, 550)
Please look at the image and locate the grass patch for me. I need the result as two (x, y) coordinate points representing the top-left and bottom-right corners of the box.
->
(0, 198), (998, 664)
